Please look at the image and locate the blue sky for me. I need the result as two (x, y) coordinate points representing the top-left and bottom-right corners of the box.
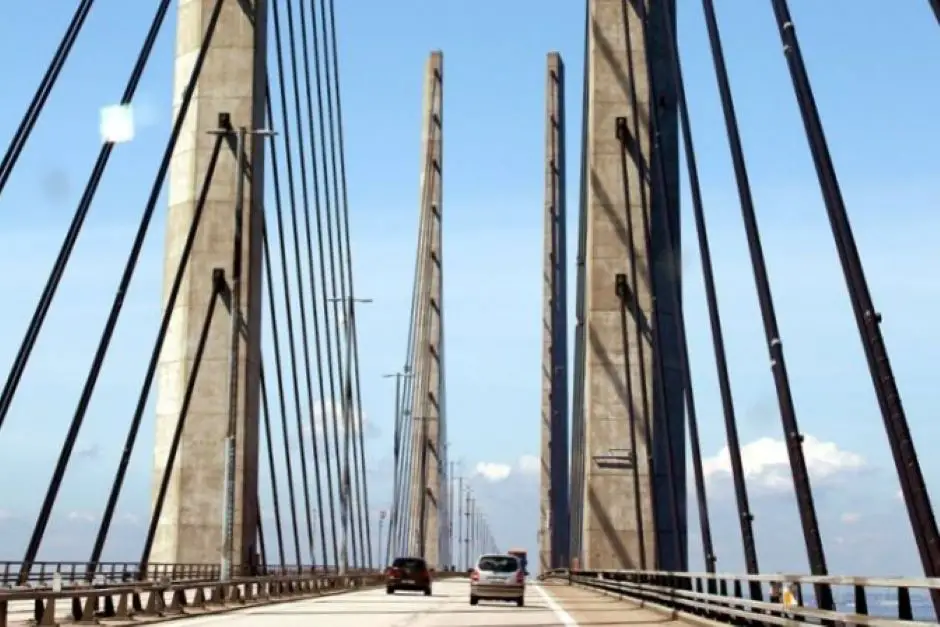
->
(0, 0), (938, 582)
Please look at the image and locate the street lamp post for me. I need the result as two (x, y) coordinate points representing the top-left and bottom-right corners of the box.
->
(378, 509), (387, 566)
(327, 296), (372, 575)
(208, 117), (275, 582)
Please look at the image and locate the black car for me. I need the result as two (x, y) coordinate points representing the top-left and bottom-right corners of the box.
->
(385, 556), (432, 596)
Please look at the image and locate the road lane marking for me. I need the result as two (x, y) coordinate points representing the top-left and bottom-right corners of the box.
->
(533, 584), (578, 626)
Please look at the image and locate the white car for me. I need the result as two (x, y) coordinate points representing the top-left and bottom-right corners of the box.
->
(469, 554), (525, 607)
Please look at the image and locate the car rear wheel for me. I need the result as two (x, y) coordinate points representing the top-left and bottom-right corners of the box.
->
(516, 597), (524, 607)
(469, 595), (479, 606)
(386, 587), (394, 595)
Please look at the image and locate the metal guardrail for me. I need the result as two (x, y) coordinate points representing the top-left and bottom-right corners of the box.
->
(0, 570), (387, 626)
(543, 568), (940, 625)
(0, 562), (222, 588)
(0, 561), (375, 588)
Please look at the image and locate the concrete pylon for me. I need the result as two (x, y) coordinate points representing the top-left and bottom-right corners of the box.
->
(539, 52), (570, 575)
(406, 51), (445, 569)
(578, 0), (685, 570)
(152, 0), (268, 569)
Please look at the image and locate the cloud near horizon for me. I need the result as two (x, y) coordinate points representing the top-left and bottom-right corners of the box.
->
(702, 434), (866, 492)
(474, 455), (540, 483)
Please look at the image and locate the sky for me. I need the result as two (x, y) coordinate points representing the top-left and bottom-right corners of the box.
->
(0, 0), (938, 587)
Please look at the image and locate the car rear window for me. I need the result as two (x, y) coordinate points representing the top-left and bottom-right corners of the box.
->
(392, 558), (426, 570)
(477, 555), (519, 573)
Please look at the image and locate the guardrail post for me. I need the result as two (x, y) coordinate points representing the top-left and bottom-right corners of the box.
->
(191, 585), (207, 609)
(113, 592), (131, 619)
(142, 586), (166, 616)
(76, 592), (98, 624)
(37, 597), (55, 626)
(227, 581), (243, 604)
(853, 585), (867, 616)
(898, 587), (912, 620)
(167, 587), (188, 614)
(101, 590), (115, 617)
(209, 584), (225, 605)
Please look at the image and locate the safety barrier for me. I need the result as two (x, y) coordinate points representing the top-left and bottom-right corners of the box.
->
(0, 561), (378, 588)
(0, 562), (229, 588)
(0, 570), (386, 626)
(543, 568), (940, 625)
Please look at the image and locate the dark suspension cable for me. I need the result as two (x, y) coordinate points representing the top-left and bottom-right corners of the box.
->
(263, 84), (304, 568)
(320, 0), (370, 569)
(278, 0), (328, 567)
(631, 0), (716, 574)
(699, 0), (833, 608)
(260, 347), (287, 568)
(16, 0), (226, 580)
(306, 0), (347, 569)
(0, 0), (175, 434)
(661, 0), (761, 588)
(139, 269), (226, 573)
(769, 0), (940, 614)
(85, 131), (225, 575)
(0, 0), (95, 196)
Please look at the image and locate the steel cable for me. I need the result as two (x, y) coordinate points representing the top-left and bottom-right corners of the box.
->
(317, 0), (370, 568)
(259, 365), (287, 568)
(278, 0), (329, 567)
(0, 0), (175, 434)
(304, 0), (347, 569)
(0, 0), (95, 196)
(139, 269), (226, 573)
(626, 0), (715, 574)
(16, 0), (226, 579)
(85, 132), (225, 577)
(698, 0), (832, 603)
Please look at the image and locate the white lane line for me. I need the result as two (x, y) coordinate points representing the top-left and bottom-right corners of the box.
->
(533, 584), (578, 626)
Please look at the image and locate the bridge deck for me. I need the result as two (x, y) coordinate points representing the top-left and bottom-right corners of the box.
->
(0, 579), (693, 627)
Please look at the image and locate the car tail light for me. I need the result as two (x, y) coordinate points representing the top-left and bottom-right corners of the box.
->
(470, 569), (480, 582)
(515, 570), (524, 584)
(386, 567), (400, 577)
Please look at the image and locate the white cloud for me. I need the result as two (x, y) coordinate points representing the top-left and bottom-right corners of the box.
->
(66, 511), (96, 523)
(841, 512), (861, 525)
(517, 455), (540, 476)
(475, 462), (512, 482)
(703, 435), (865, 491)
(297, 399), (375, 439)
(117, 513), (140, 526)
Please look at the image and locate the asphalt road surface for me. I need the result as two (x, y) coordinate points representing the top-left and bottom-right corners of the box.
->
(156, 578), (580, 626)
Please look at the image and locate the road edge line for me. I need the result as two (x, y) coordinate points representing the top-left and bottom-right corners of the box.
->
(533, 583), (578, 626)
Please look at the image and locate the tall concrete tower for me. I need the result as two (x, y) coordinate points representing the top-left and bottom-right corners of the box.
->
(152, 0), (268, 570)
(406, 51), (445, 569)
(576, 0), (685, 571)
(539, 52), (570, 574)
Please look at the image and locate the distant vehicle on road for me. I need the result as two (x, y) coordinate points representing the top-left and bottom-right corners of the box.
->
(385, 557), (432, 596)
(469, 553), (525, 607)
(507, 548), (529, 576)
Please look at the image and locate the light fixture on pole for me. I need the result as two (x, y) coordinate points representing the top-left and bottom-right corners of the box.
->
(208, 115), (276, 582)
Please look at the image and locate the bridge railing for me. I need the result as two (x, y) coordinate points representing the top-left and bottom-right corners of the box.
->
(0, 561), (378, 588)
(0, 570), (386, 626)
(543, 568), (940, 624)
